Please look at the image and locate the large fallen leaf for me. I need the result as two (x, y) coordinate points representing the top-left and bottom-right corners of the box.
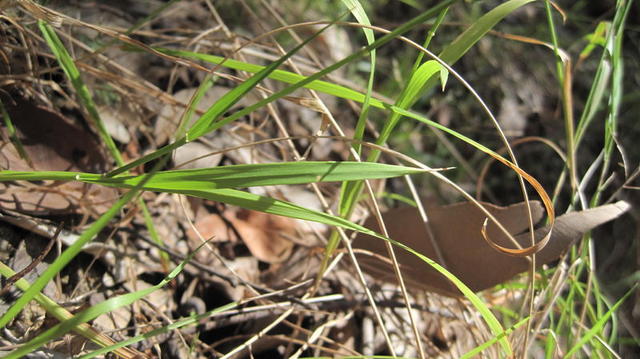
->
(0, 95), (117, 215)
(353, 200), (630, 297)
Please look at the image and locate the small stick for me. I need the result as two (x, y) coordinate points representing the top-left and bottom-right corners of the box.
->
(0, 223), (62, 297)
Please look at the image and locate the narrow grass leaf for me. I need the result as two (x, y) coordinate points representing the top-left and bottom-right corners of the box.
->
(0, 161), (426, 188)
(340, 0), (376, 154)
(579, 21), (609, 60)
(0, 99), (32, 167)
(439, 0), (537, 64)
(461, 317), (529, 359)
(185, 21), (337, 141)
(162, 188), (382, 237)
(38, 20), (124, 166)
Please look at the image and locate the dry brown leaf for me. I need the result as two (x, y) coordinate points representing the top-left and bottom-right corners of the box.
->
(227, 208), (295, 264)
(0, 95), (118, 215)
(354, 200), (630, 296)
(186, 213), (238, 244)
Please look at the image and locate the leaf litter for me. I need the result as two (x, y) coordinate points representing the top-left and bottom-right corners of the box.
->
(0, 1), (637, 358)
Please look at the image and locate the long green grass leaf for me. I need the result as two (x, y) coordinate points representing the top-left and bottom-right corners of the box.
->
(439, 0), (536, 64)
(341, 0), (377, 155)
(0, 161), (427, 187)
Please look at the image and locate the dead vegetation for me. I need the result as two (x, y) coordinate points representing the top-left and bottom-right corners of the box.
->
(0, 1), (638, 358)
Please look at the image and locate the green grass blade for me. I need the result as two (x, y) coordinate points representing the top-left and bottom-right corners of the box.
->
(100, 162), (427, 189)
(438, 0), (536, 64)
(564, 286), (635, 358)
(156, 48), (387, 110)
(175, 74), (216, 139)
(340, 0), (376, 155)
(0, 99), (32, 167)
(38, 20), (124, 167)
(461, 317), (529, 359)
(184, 20), (335, 141)
(0, 161), (427, 188)
(574, 45), (612, 148)
(3, 242), (201, 358)
(152, 187), (382, 237)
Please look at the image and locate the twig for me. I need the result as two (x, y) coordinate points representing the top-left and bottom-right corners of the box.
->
(0, 223), (61, 297)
